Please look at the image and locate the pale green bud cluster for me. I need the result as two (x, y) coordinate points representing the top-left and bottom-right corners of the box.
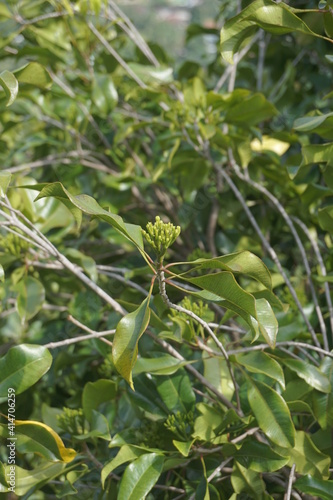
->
(182, 297), (208, 318)
(0, 232), (29, 257)
(142, 216), (181, 261)
(57, 407), (87, 436)
(165, 410), (194, 440)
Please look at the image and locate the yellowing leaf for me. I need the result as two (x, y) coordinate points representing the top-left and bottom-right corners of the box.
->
(251, 136), (290, 156)
(14, 420), (76, 462)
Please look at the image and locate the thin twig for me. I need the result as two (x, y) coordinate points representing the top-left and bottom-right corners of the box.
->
(215, 165), (322, 351)
(146, 331), (237, 411)
(285, 463), (296, 500)
(227, 341), (333, 359)
(214, 31), (262, 92)
(234, 167), (326, 350)
(44, 329), (115, 349)
(107, 1), (159, 66)
(87, 21), (147, 89)
(207, 458), (233, 482)
(292, 216), (333, 343)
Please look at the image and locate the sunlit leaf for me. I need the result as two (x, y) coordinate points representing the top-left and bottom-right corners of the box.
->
(0, 345), (52, 398)
(117, 453), (164, 500)
(287, 431), (330, 479)
(220, 0), (327, 64)
(282, 358), (331, 393)
(0, 70), (18, 106)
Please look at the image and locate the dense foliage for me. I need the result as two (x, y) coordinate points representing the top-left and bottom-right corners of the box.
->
(1, 0), (333, 498)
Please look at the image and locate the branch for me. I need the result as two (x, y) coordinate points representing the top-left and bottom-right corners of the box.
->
(87, 21), (147, 89)
(292, 216), (333, 343)
(107, 1), (160, 67)
(146, 331), (237, 411)
(234, 167), (327, 350)
(227, 341), (333, 359)
(0, 199), (127, 316)
(285, 464), (296, 500)
(156, 266), (242, 414)
(214, 165), (322, 351)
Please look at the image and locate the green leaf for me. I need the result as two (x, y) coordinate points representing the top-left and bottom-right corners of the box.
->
(294, 475), (333, 500)
(30, 182), (144, 251)
(0, 70), (18, 106)
(173, 250), (272, 290)
(195, 458), (210, 500)
(235, 351), (285, 389)
(0, 171), (11, 197)
(294, 112), (333, 139)
(225, 93), (277, 126)
(247, 379), (295, 448)
(312, 357), (333, 429)
(220, 0), (326, 64)
(231, 461), (265, 495)
(102, 445), (148, 488)
(0, 420), (76, 462)
(117, 453), (164, 500)
(172, 439), (194, 457)
(318, 205), (333, 232)
(92, 74), (118, 115)
(16, 276), (45, 322)
(14, 62), (52, 88)
(0, 344), (52, 397)
(181, 272), (278, 347)
(82, 379), (117, 421)
(300, 143), (333, 168)
(282, 358), (331, 393)
(112, 297), (150, 390)
(287, 431), (330, 479)
(193, 403), (226, 444)
(1, 462), (66, 496)
(235, 441), (290, 472)
(133, 355), (193, 376)
(155, 371), (196, 413)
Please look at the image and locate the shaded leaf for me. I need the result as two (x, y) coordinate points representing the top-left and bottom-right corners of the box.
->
(312, 357), (333, 429)
(235, 441), (290, 472)
(112, 297), (150, 390)
(155, 370), (195, 413)
(180, 273), (278, 346)
(294, 475), (333, 500)
(82, 379), (117, 421)
(247, 379), (295, 448)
